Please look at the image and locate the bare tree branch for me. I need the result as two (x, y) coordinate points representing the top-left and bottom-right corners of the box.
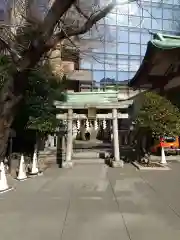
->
(48, 0), (136, 49)
(48, 2), (115, 47)
(74, 2), (89, 20)
(40, 0), (76, 40)
(0, 37), (21, 63)
(17, 0), (77, 71)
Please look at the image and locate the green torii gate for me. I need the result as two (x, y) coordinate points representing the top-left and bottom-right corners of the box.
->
(55, 91), (133, 168)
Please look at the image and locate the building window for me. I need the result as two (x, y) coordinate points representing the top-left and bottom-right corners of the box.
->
(118, 71), (129, 81)
(129, 16), (141, 28)
(163, 8), (173, 19)
(129, 44), (140, 55)
(117, 59), (128, 71)
(151, 7), (162, 18)
(141, 32), (151, 44)
(174, 0), (180, 5)
(0, 9), (5, 21)
(142, 7), (151, 17)
(105, 71), (117, 80)
(93, 70), (105, 82)
(129, 31), (140, 43)
(105, 26), (116, 42)
(105, 42), (117, 54)
(141, 44), (147, 56)
(105, 54), (116, 70)
(173, 9), (180, 21)
(117, 54), (129, 59)
(92, 53), (104, 70)
(163, 19), (173, 31)
(80, 56), (92, 69)
(117, 43), (129, 54)
(128, 2), (141, 16)
(92, 61), (104, 70)
(129, 71), (136, 79)
(152, 19), (162, 30)
(129, 55), (141, 60)
(117, 30), (128, 42)
(117, 15), (128, 26)
(162, 0), (173, 4)
(142, 18), (151, 29)
(116, 4), (128, 15)
(105, 64), (117, 71)
(129, 59), (140, 71)
(105, 13), (117, 25)
(172, 21), (179, 31)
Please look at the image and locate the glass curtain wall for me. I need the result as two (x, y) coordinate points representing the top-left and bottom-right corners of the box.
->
(80, 0), (180, 89)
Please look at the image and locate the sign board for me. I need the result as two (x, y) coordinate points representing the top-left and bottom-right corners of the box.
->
(88, 108), (96, 119)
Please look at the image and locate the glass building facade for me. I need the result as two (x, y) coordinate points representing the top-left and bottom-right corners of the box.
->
(80, 0), (180, 88)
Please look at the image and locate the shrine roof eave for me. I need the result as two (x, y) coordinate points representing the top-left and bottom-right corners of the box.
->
(54, 100), (133, 109)
(129, 33), (180, 90)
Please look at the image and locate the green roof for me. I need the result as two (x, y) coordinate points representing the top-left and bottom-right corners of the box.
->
(129, 33), (180, 88)
(66, 91), (119, 104)
(151, 33), (180, 49)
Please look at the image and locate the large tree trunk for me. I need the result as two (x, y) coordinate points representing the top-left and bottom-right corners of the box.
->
(0, 71), (28, 160)
(0, 119), (12, 160)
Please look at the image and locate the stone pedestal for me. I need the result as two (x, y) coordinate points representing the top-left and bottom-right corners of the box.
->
(111, 160), (123, 168)
(112, 108), (124, 168)
(62, 161), (74, 168)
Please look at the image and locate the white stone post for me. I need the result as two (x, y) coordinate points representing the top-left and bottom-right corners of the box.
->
(63, 108), (73, 168)
(112, 108), (123, 168)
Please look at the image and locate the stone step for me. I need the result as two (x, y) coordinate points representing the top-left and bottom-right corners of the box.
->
(73, 158), (105, 164)
(39, 155), (56, 160)
(73, 151), (110, 159)
(74, 148), (111, 152)
(73, 151), (99, 159)
(39, 150), (56, 153)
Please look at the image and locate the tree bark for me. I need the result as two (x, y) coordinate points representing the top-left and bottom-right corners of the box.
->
(0, 71), (27, 160)
(0, 119), (12, 160)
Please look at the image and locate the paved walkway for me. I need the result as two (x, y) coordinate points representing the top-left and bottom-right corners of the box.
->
(1, 162), (180, 240)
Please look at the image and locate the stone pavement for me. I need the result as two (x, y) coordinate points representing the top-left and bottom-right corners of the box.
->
(1, 162), (180, 239)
